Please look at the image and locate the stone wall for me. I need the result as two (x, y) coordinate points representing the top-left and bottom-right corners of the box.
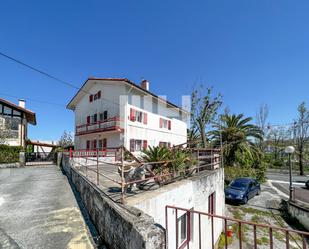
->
(61, 156), (165, 249)
(288, 201), (309, 231)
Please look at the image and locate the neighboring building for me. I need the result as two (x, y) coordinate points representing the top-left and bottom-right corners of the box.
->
(0, 98), (36, 147)
(67, 78), (188, 153)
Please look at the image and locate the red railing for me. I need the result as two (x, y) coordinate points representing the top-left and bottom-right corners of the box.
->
(67, 148), (120, 160)
(75, 116), (123, 136)
(165, 205), (309, 249)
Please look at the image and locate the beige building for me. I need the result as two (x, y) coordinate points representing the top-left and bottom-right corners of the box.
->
(0, 98), (36, 147)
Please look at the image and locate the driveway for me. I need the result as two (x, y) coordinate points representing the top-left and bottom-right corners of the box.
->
(0, 165), (94, 249)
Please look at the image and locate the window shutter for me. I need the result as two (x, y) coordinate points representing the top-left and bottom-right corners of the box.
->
(130, 139), (135, 152)
(143, 140), (148, 150)
(168, 120), (171, 130)
(143, 113), (147, 125)
(159, 118), (163, 128)
(87, 116), (90, 124)
(98, 91), (101, 99)
(103, 138), (107, 149)
(86, 141), (90, 149)
(130, 108), (135, 121)
(89, 95), (93, 102)
(94, 114), (97, 123)
(93, 140), (97, 149)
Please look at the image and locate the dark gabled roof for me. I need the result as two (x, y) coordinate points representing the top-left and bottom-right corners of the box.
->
(66, 78), (189, 114)
(0, 98), (36, 125)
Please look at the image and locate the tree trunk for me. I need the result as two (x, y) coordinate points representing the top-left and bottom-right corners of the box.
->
(299, 150), (304, 175)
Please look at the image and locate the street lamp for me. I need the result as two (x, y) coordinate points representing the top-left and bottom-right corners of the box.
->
(285, 146), (295, 201)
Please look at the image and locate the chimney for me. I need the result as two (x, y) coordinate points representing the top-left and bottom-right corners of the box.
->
(141, 79), (150, 91)
(18, 99), (26, 108)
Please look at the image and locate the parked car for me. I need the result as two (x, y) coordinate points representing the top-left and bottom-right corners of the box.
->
(306, 179), (309, 189)
(225, 178), (261, 204)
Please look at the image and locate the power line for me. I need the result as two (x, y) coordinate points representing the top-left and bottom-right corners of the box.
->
(0, 51), (79, 90)
(0, 51), (120, 107)
(0, 91), (65, 107)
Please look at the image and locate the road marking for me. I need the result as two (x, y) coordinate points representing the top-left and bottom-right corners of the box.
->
(268, 180), (305, 186)
(267, 181), (289, 199)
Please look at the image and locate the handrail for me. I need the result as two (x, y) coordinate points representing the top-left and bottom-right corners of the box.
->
(76, 116), (121, 129)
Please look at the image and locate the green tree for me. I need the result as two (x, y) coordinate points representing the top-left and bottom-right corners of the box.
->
(58, 130), (74, 148)
(211, 114), (263, 167)
(189, 86), (222, 147)
(293, 102), (309, 175)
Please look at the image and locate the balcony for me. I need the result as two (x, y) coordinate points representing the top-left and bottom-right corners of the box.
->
(76, 116), (123, 136)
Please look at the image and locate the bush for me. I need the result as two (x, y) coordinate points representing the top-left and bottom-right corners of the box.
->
(0, 144), (22, 163)
(224, 166), (257, 185)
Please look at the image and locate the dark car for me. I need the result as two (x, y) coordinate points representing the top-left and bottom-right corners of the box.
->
(225, 178), (261, 204)
(306, 180), (309, 189)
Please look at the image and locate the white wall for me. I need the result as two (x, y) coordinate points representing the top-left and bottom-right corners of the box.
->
(125, 104), (187, 149)
(128, 169), (225, 249)
(73, 79), (188, 150)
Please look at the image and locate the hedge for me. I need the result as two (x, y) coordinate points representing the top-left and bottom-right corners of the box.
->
(0, 144), (22, 163)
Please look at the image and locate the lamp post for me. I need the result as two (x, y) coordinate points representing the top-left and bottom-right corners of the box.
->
(285, 146), (295, 201)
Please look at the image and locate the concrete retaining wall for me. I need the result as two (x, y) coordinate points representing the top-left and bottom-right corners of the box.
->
(288, 201), (309, 231)
(61, 156), (165, 249)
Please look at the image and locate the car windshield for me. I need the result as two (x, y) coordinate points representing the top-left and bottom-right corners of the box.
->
(229, 180), (249, 190)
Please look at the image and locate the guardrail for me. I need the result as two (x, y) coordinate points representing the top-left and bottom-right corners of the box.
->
(165, 205), (309, 249)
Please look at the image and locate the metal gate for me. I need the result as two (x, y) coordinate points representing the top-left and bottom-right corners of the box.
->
(26, 152), (55, 163)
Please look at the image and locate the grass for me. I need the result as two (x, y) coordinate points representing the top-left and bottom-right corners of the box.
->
(217, 233), (233, 249)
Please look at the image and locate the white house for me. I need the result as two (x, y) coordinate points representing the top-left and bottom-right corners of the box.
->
(67, 78), (189, 153)
(0, 98), (36, 147)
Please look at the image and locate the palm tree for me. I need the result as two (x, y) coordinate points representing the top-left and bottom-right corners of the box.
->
(211, 114), (263, 166)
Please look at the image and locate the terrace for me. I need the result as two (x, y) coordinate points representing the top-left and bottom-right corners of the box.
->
(64, 146), (221, 203)
(75, 116), (123, 136)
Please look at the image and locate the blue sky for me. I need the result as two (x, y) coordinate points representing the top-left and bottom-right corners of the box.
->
(0, 0), (308, 141)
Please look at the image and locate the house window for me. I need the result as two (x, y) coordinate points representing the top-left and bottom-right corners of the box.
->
(92, 140), (97, 149)
(98, 138), (107, 150)
(159, 141), (168, 147)
(159, 118), (171, 130)
(94, 90), (101, 100)
(86, 140), (90, 149)
(87, 116), (91, 124)
(93, 114), (97, 123)
(130, 139), (147, 152)
(99, 111), (108, 121)
(178, 213), (187, 246)
(208, 192), (216, 215)
(89, 95), (93, 102)
(129, 108), (147, 124)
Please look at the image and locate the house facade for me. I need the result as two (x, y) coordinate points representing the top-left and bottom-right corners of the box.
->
(67, 78), (188, 153)
(0, 98), (36, 147)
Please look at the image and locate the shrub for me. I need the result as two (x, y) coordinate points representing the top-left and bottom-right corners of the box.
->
(224, 166), (256, 185)
(0, 144), (22, 163)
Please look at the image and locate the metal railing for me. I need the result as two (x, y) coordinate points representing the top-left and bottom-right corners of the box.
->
(165, 205), (309, 249)
(75, 116), (122, 136)
(64, 146), (221, 204)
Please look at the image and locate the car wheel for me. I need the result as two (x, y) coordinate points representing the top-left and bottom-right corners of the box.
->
(257, 189), (261, 195)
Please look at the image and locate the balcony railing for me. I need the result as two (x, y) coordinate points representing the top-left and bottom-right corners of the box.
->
(75, 116), (122, 136)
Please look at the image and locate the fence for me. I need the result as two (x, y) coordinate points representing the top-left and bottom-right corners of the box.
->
(64, 146), (221, 204)
(165, 205), (309, 249)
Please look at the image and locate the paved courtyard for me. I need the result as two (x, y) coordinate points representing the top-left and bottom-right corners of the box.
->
(0, 165), (94, 249)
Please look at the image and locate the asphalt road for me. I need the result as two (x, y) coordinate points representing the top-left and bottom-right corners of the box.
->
(0, 165), (94, 249)
(266, 171), (309, 204)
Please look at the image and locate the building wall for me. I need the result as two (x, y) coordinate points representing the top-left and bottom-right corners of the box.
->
(0, 115), (26, 147)
(73, 80), (188, 150)
(125, 104), (187, 149)
(128, 168), (225, 249)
